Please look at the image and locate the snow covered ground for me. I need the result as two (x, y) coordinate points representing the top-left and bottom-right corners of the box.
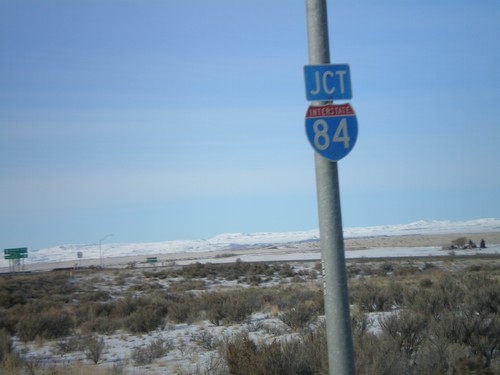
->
(195, 245), (500, 265)
(4, 218), (500, 374)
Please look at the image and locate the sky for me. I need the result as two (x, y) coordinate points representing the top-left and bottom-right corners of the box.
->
(1, 0), (499, 250)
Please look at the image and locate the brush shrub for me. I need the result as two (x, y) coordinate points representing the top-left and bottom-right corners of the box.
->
(279, 301), (318, 331)
(84, 335), (106, 364)
(224, 329), (327, 375)
(202, 291), (252, 326)
(0, 329), (13, 363)
(125, 303), (168, 334)
(132, 338), (172, 365)
(166, 294), (197, 323)
(82, 316), (121, 335)
(16, 304), (73, 342)
(350, 280), (392, 312)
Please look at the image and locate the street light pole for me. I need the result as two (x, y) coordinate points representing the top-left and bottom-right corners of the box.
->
(99, 234), (113, 268)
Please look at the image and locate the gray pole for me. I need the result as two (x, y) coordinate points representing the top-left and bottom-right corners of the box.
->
(99, 233), (112, 268)
(305, 1), (356, 374)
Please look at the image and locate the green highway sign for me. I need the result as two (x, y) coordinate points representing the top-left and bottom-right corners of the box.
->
(4, 247), (28, 259)
(4, 247), (28, 254)
(146, 257), (158, 263)
(5, 253), (28, 259)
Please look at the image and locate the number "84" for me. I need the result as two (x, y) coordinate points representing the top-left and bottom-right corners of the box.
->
(313, 118), (350, 150)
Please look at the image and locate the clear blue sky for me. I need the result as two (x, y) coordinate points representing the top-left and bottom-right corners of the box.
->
(1, 0), (499, 249)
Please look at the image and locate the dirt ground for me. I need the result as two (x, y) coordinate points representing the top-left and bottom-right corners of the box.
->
(344, 231), (500, 250)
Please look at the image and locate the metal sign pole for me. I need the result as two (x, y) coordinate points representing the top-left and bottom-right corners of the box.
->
(305, 1), (356, 374)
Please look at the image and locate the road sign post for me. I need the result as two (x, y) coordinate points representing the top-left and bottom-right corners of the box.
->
(4, 248), (28, 273)
(305, 1), (356, 374)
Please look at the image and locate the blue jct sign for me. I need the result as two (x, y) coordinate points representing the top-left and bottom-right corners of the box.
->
(305, 103), (358, 161)
(304, 64), (352, 101)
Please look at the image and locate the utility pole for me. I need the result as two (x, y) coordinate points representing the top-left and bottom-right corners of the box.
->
(99, 233), (113, 268)
(305, 1), (356, 374)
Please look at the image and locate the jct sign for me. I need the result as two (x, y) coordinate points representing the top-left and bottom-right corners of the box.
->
(304, 64), (352, 101)
(305, 103), (358, 161)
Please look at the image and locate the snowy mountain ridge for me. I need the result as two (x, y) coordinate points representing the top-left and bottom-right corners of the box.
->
(5, 218), (500, 266)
